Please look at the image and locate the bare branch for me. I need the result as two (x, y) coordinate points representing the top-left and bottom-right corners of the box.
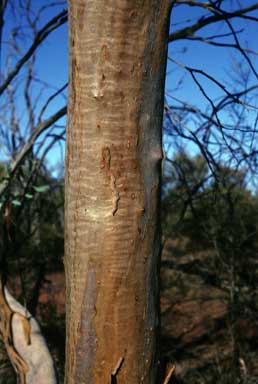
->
(183, 34), (258, 56)
(38, 82), (68, 122)
(163, 364), (175, 384)
(0, 105), (67, 196)
(169, 3), (258, 42)
(0, 8), (67, 95)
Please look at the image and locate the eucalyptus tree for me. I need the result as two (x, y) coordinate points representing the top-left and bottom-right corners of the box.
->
(65, 1), (171, 383)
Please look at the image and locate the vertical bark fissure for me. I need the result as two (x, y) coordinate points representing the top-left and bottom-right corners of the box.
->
(65, 1), (170, 383)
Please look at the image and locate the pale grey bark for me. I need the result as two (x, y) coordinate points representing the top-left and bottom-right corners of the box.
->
(5, 288), (57, 384)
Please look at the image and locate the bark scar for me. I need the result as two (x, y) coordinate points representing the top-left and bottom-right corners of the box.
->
(101, 147), (120, 215)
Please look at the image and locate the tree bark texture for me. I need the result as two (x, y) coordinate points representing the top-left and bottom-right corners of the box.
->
(65, 1), (170, 383)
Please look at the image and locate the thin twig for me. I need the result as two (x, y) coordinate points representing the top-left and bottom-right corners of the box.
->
(169, 3), (258, 41)
(0, 105), (67, 197)
(163, 364), (176, 384)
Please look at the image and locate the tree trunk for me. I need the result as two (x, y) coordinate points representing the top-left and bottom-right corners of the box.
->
(65, 1), (170, 383)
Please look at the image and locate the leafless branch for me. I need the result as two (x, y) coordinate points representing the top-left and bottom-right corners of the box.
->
(169, 3), (258, 42)
(0, 8), (67, 95)
(0, 106), (67, 196)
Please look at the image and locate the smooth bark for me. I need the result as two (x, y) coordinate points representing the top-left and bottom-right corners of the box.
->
(65, 1), (170, 383)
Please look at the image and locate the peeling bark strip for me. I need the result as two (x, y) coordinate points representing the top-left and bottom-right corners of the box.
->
(0, 280), (57, 384)
(65, 1), (171, 383)
(5, 288), (57, 384)
(0, 278), (28, 384)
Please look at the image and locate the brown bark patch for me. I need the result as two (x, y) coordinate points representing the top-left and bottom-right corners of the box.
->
(74, 264), (97, 383)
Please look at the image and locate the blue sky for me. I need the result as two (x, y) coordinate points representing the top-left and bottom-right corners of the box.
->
(1, 1), (257, 177)
(165, 1), (258, 173)
(167, 1), (258, 103)
(0, 1), (68, 175)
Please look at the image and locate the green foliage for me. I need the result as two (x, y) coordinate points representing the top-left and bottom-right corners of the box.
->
(32, 185), (50, 193)
(0, 159), (64, 313)
(11, 200), (21, 206)
(162, 152), (258, 383)
(163, 153), (258, 256)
